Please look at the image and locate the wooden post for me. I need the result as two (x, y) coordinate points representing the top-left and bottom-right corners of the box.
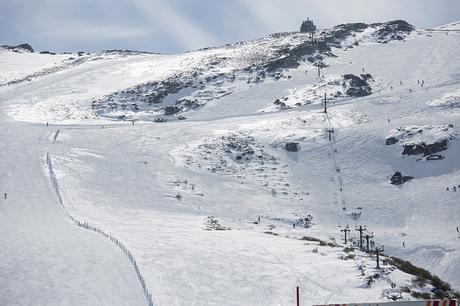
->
(375, 246), (384, 268)
(364, 232), (374, 253)
(355, 225), (366, 248)
(341, 226), (350, 244)
(296, 286), (300, 306)
(323, 93), (327, 113)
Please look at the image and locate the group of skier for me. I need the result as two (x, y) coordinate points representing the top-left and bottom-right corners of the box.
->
(446, 185), (460, 192)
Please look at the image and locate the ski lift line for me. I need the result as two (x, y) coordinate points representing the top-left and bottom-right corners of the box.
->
(46, 152), (155, 306)
(323, 111), (348, 211)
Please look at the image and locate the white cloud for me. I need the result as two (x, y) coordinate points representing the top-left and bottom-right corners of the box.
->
(131, 0), (220, 51)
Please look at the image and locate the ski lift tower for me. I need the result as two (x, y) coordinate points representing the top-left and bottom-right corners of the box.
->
(300, 17), (317, 41)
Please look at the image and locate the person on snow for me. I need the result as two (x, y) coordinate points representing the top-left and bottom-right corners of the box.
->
(3, 193), (7, 199)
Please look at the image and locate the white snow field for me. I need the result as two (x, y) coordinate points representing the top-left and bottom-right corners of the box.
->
(1, 21), (459, 305)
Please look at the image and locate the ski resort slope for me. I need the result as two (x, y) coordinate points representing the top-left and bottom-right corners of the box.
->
(0, 117), (145, 305)
(1, 22), (459, 305)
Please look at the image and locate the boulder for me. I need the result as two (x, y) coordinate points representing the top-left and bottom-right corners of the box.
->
(285, 142), (300, 152)
(390, 171), (413, 185)
(386, 137), (399, 145)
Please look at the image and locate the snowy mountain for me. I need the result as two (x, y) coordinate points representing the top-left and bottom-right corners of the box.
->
(1, 20), (459, 305)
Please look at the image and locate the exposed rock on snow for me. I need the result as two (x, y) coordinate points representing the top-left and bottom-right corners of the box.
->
(429, 90), (460, 108)
(386, 124), (456, 156)
(373, 20), (415, 43)
(321, 20), (414, 49)
(1, 43), (34, 53)
(390, 171), (414, 185)
(177, 132), (301, 200)
(204, 216), (230, 231)
(342, 73), (373, 97)
(272, 74), (375, 110)
(426, 154), (445, 161)
(402, 139), (449, 156)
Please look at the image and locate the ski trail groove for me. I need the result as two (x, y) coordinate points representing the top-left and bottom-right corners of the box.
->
(325, 112), (347, 211)
(46, 152), (154, 306)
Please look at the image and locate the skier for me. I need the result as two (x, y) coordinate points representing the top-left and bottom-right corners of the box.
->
(457, 226), (459, 233)
(258, 215), (261, 223)
(388, 118), (391, 123)
(293, 223), (296, 229)
(132, 120), (135, 126)
(46, 122), (49, 127)
(3, 193), (7, 199)
(400, 81), (402, 86)
(402, 241), (405, 248)
(447, 187), (450, 191)
(417, 80), (420, 84)
(453, 186), (457, 192)
(390, 86), (393, 91)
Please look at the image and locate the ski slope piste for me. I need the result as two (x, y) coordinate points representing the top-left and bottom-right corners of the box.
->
(1, 19), (459, 305)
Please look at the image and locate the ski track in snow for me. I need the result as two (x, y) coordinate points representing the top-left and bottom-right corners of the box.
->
(1, 23), (460, 305)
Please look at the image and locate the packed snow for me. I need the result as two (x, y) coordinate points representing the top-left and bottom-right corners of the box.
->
(1, 20), (459, 305)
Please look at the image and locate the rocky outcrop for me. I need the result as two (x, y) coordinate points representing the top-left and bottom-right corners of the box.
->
(39, 51), (56, 55)
(342, 74), (373, 97)
(164, 106), (181, 115)
(1, 43), (34, 53)
(402, 139), (449, 156)
(386, 137), (399, 145)
(373, 20), (414, 43)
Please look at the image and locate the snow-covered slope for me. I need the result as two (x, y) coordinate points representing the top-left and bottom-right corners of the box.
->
(1, 20), (459, 305)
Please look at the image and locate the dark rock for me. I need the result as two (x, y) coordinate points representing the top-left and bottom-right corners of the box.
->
(402, 140), (449, 156)
(390, 171), (413, 185)
(39, 51), (56, 55)
(164, 106), (181, 115)
(426, 154), (444, 161)
(1, 43), (34, 52)
(285, 142), (300, 152)
(342, 74), (373, 97)
(386, 137), (399, 145)
(343, 74), (368, 87)
(346, 87), (372, 97)
(373, 20), (414, 42)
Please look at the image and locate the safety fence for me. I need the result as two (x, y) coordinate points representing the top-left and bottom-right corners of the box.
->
(46, 152), (154, 306)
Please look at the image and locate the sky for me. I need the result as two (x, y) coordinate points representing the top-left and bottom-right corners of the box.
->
(1, 0), (459, 54)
